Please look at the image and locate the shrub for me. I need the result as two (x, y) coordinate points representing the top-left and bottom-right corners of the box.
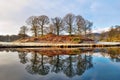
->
(72, 37), (81, 43)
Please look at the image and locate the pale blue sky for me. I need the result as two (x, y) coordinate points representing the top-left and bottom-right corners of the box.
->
(0, 0), (120, 35)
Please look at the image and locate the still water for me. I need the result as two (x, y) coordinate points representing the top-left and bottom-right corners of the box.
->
(0, 47), (120, 80)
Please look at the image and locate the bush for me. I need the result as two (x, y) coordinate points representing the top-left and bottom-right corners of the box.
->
(72, 37), (81, 43)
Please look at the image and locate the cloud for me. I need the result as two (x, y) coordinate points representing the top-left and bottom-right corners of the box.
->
(0, 0), (28, 18)
(0, 0), (29, 25)
(93, 27), (110, 33)
(0, 0), (30, 35)
(24, 0), (82, 18)
(90, 0), (120, 15)
(0, 0), (120, 35)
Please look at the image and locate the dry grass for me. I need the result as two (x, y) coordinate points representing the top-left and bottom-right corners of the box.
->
(16, 33), (82, 43)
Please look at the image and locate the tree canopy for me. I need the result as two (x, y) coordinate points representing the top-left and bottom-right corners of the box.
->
(25, 13), (93, 37)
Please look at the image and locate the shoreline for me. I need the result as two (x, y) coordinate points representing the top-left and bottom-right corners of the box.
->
(0, 42), (120, 48)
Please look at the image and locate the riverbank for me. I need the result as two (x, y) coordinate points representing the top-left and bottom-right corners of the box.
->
(0, 42), (120, 48)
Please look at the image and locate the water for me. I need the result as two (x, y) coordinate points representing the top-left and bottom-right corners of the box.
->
(0, 47), (120, 80)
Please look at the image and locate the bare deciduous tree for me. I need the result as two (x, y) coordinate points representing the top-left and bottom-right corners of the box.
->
(38, 15), (49, 36)
(84, 20), (93, 36)
(76, 15), (85, 35)
(52, 17), (64, 35)
(26, 16), (39, 37)
(64, 13), (75, 36)
(19, 26), (28, 38)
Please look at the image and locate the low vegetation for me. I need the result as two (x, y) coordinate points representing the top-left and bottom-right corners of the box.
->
(16, 33), (82, 43)
(100, 26), (120, 42)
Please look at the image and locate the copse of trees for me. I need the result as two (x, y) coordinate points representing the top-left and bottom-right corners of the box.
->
(100, 25), (120, 42)
(25, 13), (93, 37)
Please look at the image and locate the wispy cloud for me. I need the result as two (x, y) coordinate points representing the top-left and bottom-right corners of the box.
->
(0, 0), (120, 35)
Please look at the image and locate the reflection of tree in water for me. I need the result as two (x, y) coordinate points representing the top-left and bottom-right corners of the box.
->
(6, 48), (120, 78)
(26, 52), (40, 74)
(37, 54), (50, 75)
(25, 52), (50, 75)
(17, 49), (94, 78)
(108, 48), (120, 62)
(63, 55), (76, 77)
(62, 55), (93, 78)
(18, 52), (28, 64)
(76, 55), (93, 75)
(51, 55), (63, 73)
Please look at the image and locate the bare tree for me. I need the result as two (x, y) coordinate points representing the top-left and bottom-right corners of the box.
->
(84, 20), (93, 36)
(76, 15), (85, 35)
(19, 26), (28, 38)
(44, 24), (56, 34)
(64, 13), (75, 36)
(52, 17), (64, 35)
(38, 15), (49, 36)
(26, 16), (39, 37)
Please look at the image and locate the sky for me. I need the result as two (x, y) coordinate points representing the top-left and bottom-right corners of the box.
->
(0, 0), (120, 35)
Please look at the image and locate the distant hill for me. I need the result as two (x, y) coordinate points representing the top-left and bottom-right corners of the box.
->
(0, 35), (21, 42)
(86, 33), (101, 41)
(92, 33), (101, 36)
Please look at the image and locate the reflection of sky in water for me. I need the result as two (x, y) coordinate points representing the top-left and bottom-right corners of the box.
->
(81, 53), (120, 80)
(0, 48), (120, 80)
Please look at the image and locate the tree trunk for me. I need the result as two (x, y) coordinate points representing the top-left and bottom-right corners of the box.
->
(57, 26), (59, 36)
(41, 25), (43, 36)
(69, 24), (72, 36)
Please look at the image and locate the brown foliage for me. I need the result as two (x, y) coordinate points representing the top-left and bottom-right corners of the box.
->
(18, 33), (82, 43)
